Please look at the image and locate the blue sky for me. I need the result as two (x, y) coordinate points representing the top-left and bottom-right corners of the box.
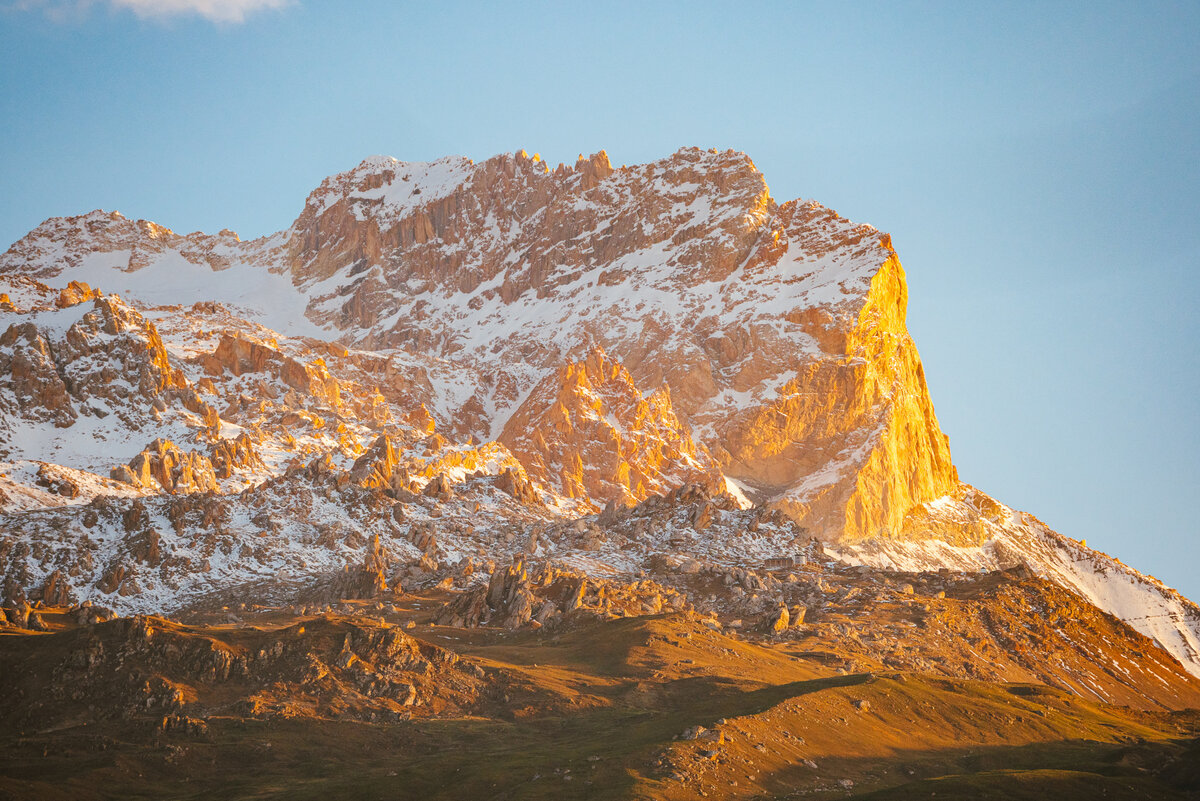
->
(2, 1), (1197, 598)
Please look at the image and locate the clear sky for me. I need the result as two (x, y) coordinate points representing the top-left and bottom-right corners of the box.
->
(2, 1), (1197, 599)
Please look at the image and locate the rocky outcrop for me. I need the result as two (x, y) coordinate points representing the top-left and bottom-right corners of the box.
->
(112, 439), (218, 493)
(349, 433), (404, 490)
(403, 403), (437, 434)
(348, 434), (539, 503)
(422, 473), (453, 501)
(34, 463), (81, 498)
(111, 433), (260, 493)
(500, 347), (721, 507)
(209, 432), (262, 479)
(0, 322), (79, 427)
(57, 296), (189, 406)
(202, 333), (341, 408)
(435, 559), (689, 629)
(0, 294), (192, 435)
(300, 534), (396, 603)
(494, 467), (541, 505)
(39, 568), (75, 606)
(55, 280), (101, 308)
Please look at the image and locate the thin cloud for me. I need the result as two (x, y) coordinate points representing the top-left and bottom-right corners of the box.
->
(5, 0), (95, 23)
(8, 0), (294, 23)
(111, 0), (292, 23)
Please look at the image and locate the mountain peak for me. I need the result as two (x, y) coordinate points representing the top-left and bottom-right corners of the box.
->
(1, 144), (1199, 683)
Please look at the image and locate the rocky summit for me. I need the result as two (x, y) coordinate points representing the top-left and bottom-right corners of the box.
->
(1, 147), (1198, 800)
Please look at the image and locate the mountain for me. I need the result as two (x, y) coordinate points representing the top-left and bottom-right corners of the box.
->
(0, 146), (1197, 696)
(0, 148), (958, 538)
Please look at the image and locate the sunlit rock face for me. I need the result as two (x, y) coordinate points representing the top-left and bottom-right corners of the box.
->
(499, 346), (722, 508)
(276, 146), (958, 539)
(0, 146), (957, 540)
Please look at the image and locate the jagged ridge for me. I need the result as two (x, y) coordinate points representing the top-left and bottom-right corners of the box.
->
(0, 147), (1196, 683)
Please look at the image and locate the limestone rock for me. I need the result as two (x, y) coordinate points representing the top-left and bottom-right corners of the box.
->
(423, 474), (453, 501)
(0, 322), (78, 427)
(113, 439), (220, 494)
(494, 466), (541, 505)
(765, 604), (790, 633)
(3, 601), (31, 628)
(350, 434), (403, 490)
(436, 560), (687, 629)
(203, 333), (341, 408)
(40, 569), (74, 607)
(35, 464), (80, 498)
(209, 433), (262, 479)
(500, 347), (721, 507)
(0, 149), (958, 540)
(2, 148), (1197, 683)
(55, 280), (100, 308)
(0, 293), (192, 435)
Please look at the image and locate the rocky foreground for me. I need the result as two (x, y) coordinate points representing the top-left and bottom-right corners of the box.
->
(3, 539), (1200, 800)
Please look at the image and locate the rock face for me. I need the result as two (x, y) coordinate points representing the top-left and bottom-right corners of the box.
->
(0, 146), (956, 542)
(203, 333), (341, 408)
(499, 347), (721, 507)
(0, 294), (196, 435)
(111, 435), (260, 494)
(725, 230), (958, 542)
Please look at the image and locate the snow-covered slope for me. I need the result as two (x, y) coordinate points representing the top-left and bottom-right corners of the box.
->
(839, 487), (1200, 678)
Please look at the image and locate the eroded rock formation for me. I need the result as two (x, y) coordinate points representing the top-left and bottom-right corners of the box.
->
(500, 347), (721, 506)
